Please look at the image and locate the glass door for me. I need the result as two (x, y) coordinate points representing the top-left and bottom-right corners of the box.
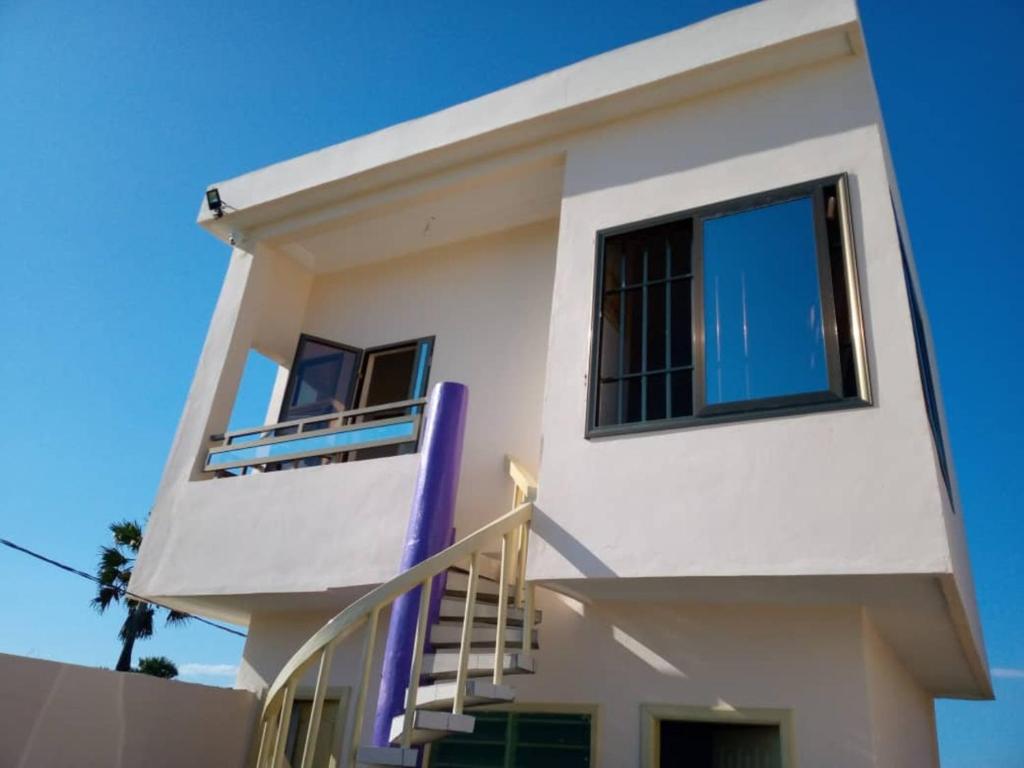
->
(351, 338), (433, 459)
(279, 335), (362, 422)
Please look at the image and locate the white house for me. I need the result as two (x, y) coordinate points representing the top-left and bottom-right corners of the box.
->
(130, 1), (992, 765)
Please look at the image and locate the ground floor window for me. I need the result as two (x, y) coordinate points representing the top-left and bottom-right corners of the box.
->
(284, 695), (347, 768)
(429, 710), (592, 768)
(659, 720), (782, 767)
(642, 705), (792, 768)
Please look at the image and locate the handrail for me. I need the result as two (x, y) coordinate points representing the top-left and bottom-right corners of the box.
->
(212, 398), (429, 443)
(252, 460), (537, 768)
(205, 397), (430, 476)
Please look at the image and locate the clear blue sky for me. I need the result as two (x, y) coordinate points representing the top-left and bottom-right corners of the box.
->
(1, 1), (1020, 764)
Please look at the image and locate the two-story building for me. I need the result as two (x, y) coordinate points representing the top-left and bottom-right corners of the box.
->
(130, 1), (992, 765)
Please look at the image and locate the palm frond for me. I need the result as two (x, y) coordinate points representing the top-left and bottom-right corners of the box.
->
(134, 604), (155, 639)
(92, 585), (122, 614)
(109, 520), (144, 553)
(165, 609), (191, 626)
(136, 656), (178, 679)
(96, 546), (130, 586)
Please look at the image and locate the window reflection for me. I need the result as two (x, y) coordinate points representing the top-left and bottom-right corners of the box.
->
(702, 197), (828, 405)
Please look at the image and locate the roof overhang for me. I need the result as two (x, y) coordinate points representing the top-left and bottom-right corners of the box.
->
(198, 0), (863, 266)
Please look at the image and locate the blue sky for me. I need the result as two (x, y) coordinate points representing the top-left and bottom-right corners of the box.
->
(0, 1), (1020, 764)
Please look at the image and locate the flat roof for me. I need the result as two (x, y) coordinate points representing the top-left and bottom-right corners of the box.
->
(200, 0), (860, 241)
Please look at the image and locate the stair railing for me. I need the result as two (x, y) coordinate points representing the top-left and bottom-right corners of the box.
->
(252, 460), (538, 768)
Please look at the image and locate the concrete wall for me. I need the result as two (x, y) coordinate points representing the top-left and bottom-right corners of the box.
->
(862, 615), (939, 767)
(302, 220), (557, 534)
(531, 51), (954, 583)
(237, 592), (926, 767)
(0, 653), (257, 768)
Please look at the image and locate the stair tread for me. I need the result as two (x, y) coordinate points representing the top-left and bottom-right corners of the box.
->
(438, 597), (542, 626)
(414, 679), (516, 710)
(356, 745), (418, 767)
(388, 710), (475, 746)
(422, 650), (535, 680)
(429, 623), (539, 648)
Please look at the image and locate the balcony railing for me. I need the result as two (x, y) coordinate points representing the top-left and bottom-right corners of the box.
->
(205, 398), (427, 476)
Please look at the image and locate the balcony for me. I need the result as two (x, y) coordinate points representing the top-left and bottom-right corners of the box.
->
(205, 397), (427, 477)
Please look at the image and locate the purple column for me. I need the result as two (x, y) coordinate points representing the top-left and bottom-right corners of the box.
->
(371, 381), (468, 747)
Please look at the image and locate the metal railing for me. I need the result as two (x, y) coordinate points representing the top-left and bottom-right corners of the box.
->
(205, 398), (428, 475)
(252, 460), (537, 768)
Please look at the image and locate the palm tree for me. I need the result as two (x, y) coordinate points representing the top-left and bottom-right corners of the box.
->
(92, 519), (189, 671)
(137, 656), (178, 679)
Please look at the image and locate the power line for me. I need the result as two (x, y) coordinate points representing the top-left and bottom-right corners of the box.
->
(1, 537), (247, 639)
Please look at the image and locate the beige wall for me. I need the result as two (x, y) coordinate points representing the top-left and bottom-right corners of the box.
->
(302, 220), (557, 534)
(863, 615), (939, 767)
(532, 53), (955, 584)
(238, 592), (929, 767)
(0, 653), (257, 768)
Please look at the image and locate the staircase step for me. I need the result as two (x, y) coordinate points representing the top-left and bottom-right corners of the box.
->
(429, 623), (539, 649)
(422, 650), (535, 680)
(444, 569), (504, 599)
(438, 597), (542, 626)
(356, 745), (418, 767)
(450, 552), (504, 582)
(413, 679), (516, 710)
(388, 710), (475, 746)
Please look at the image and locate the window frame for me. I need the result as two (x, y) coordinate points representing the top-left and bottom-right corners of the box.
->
(639, 703), (794, 768)
(587, 173), (871, 438)
(279, 333), (364, 423)
(425, 703), (598, 768)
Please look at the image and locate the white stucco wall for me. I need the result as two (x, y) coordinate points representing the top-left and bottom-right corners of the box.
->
(302, 220), (557, 535)
(862, 615), (939, 767)
(238, 591), (917, 767)
(531, 52), (954, 584)
(0, 653), (257, 768)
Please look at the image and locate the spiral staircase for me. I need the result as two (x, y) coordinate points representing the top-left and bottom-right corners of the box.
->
(252, 461), (539, 768)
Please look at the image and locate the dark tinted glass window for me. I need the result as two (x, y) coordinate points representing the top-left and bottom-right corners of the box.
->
(430, 711), (591, 768)
(659, 720), (782, 768)
(281, 338), (360, 421)
(895, 215), (954, 506)
(594, 220), (694, 427)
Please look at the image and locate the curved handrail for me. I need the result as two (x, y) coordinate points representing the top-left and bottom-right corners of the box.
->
(253, 460), (538, 768)
(262, 500), (532, 709)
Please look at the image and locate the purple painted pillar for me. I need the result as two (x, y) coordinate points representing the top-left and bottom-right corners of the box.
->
(371, 382), (468, 747)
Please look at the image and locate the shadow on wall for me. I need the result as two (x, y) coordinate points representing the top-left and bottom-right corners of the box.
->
(532, 505), (618, 578)
(0, 653), (257, 768)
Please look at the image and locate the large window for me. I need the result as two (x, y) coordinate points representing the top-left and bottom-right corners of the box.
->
(589, 175), (870, 436)
(430, 711), (592, 768)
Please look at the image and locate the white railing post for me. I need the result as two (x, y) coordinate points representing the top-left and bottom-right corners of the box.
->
(272, 683), (296, 768)
(254, 708), (273, 768)
(347, 609), (381, 768)
(401, 578), (433, 748)
(522, 581), (536, 658)
(516, 520), (531, 609)
(493, 533), (512, 684)
(453, 553), (480, 715)
(299, 646), (334, 768)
